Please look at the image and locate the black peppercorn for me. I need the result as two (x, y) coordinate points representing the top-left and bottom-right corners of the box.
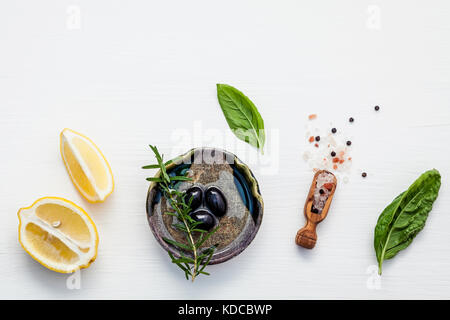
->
(346, 141), (352, 146)
(331, 151), (336, 157)
(362, 172), (367, 178)
(331, 128), (337, 134)
(349, 117), (354, 123)
(315, 136), (320, 142)
(312, 208), (319, 214)
(319, 189), (324, 194)
(375, 105), (380, 111)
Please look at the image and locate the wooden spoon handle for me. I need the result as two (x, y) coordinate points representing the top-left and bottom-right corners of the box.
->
(295, 220), (318, 249)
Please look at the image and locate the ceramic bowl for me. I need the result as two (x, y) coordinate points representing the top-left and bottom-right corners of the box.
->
(146, 147), (263, 264)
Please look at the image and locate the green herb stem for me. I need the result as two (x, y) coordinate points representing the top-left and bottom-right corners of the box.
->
(143, 145), (219, 282)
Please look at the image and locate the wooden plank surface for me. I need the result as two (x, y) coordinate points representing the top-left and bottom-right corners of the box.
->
(1, 1), (450, 299)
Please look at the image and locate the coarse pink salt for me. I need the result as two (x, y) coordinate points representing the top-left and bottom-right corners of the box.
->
(312, 172), (335, 213)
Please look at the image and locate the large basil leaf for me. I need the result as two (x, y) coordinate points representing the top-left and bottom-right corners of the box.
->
(216, 84), (265, 153)
(374, 169), (441, 274)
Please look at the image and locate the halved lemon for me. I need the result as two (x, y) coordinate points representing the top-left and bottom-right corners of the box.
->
(60, 128), (114, 203)
(18, 197), (99, 273)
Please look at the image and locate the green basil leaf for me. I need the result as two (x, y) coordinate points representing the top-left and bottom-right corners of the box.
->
(374, 169), (441, 275)
(216, 84), (265, 153)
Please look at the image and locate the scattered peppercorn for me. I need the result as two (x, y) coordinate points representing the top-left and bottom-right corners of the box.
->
(331, 151), (336, 157)
(349, 117), (354, 123)
(319, 189), (324, 194)
(346, 141), (352, 146)
(374, 105), (380, 111)
(311, 208), (319, 214)
(331, 128), (337, 134)
(362, 172), (367, 178)
(315, 136), (320, 142)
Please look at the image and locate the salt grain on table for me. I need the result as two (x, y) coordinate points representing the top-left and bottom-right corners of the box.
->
(304, 114), (353, 182)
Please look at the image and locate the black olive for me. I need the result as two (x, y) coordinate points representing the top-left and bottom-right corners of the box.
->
(205, 186), (227, 217)
(190, 210), (216, 230)
(185, 186), (203, 211)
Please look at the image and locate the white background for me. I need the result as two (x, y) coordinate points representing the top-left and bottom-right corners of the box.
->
(1, 1), (450, 299)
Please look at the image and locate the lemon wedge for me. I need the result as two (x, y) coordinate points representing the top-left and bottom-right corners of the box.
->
(18, 197), (99, 273)
(60, 128), (114, 203)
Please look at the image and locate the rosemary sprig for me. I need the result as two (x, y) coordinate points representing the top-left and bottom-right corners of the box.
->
(143, 145), (219, 282)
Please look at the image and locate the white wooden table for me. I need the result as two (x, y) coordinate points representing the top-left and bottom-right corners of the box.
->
(1, 1), (450, 299)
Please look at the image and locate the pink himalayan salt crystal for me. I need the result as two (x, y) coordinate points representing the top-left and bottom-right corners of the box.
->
(312, 171), (335, 213)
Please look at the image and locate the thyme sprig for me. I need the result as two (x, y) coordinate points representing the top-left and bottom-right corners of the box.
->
(143, 145), (219, 282)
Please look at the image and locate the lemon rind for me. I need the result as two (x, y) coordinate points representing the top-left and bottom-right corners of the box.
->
(60, 128), (114, 203)
(18, 197), (99, 273)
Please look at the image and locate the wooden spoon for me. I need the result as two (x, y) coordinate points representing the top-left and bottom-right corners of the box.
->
(295, 170), (337, 249)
